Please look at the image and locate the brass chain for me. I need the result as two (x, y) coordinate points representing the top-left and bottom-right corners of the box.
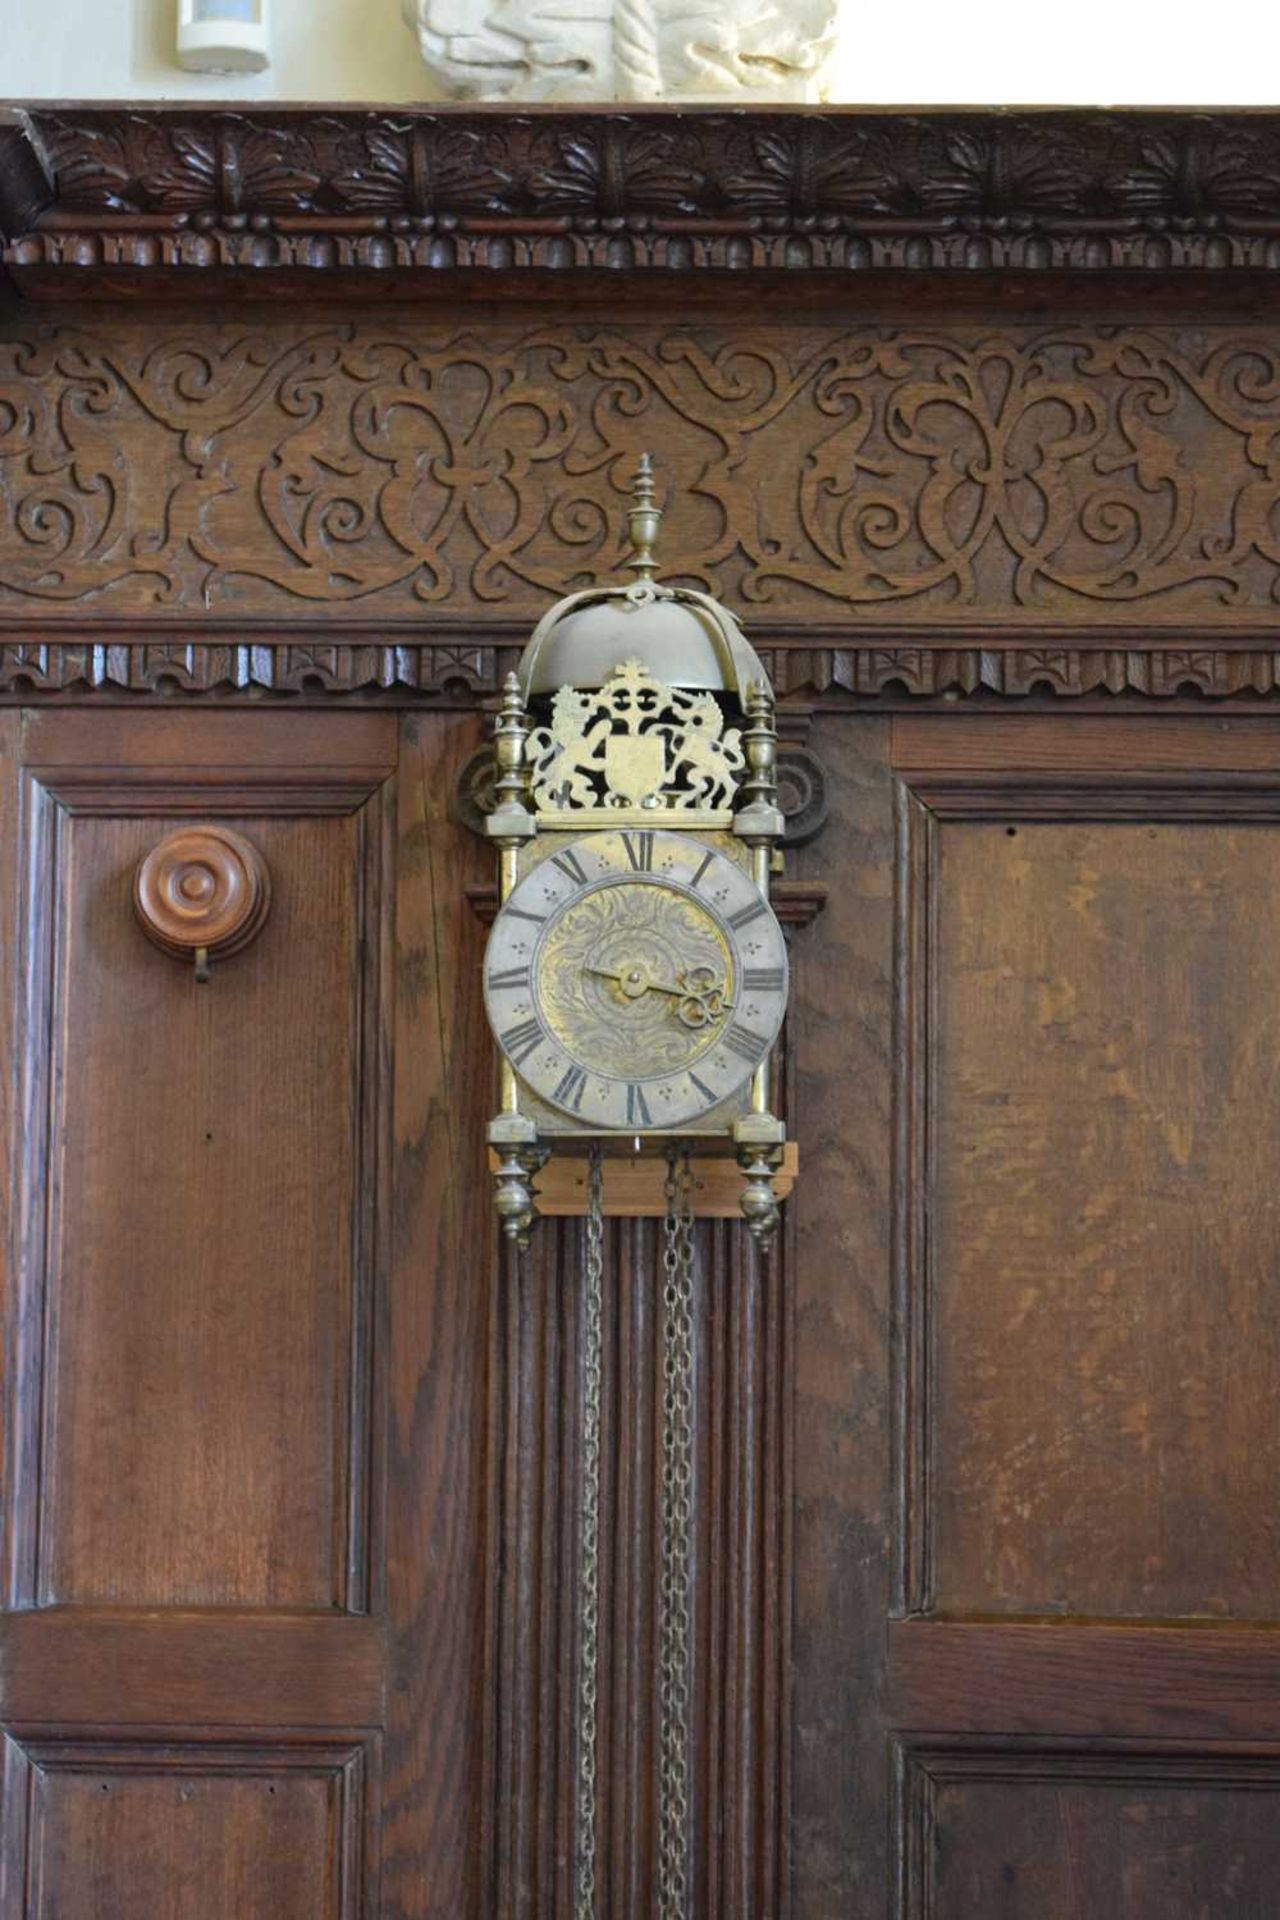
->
(658, 1146), (696, 1917)
(575, 1145), (605, 1920)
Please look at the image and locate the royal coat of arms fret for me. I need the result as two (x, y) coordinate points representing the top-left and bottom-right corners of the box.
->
(527, 660), (746, 815)
(481, 453), (792, 1244)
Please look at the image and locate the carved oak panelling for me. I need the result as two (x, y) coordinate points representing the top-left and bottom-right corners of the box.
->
(485, 1214), (787, 1917)
(6, 732), (392, 1613)
(895, 731), (1280, 1621)
(11, 323), (1280, 623)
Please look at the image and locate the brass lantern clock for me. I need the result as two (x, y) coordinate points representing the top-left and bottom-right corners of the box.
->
(483, 456), (790, 1246)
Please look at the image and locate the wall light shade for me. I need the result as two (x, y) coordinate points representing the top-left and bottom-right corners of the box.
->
(176, 0), (270, 72)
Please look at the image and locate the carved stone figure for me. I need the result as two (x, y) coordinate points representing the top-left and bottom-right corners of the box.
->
(401, 0), (838, 102)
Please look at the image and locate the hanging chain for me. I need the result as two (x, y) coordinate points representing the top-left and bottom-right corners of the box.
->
(575, 1145), (605, 1920)
(575, 1144), (695, 1918)
(658, 1146), (696, 1917)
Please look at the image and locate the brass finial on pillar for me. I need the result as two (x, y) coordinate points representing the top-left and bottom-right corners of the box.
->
(486, 669), (535, 844)
(625, 452), (662, 583)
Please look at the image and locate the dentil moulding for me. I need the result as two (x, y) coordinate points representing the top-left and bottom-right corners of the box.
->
(400, 0), (838, 103)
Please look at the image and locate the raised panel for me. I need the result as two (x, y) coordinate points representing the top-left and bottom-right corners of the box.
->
(14, 773), (387, 1613)
(905, 1751), (1280, 1920)
(20, 1742), (364, 1920)
(909, 807), (1280, 1619)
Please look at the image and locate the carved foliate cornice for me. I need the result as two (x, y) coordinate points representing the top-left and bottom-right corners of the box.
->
(0, 111), (53, 245)
(10, 106), (1280, 280)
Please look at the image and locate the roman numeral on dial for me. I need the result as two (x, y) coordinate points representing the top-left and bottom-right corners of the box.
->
(728, 898), (767, 931)
(500, 1017), (545, 1066)
(551, 848), (589, 886)
(742, 967), (785, 993)
(723, 1023), (767, 1065)
(552, 1063), (588, 1112)
(623, 832), (654, 872)
(487, 966), (530, 992)
(626, 1082), (653, 1127)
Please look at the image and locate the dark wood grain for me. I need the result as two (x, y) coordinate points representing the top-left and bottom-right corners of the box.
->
(0, 1612), (384, 1728)
(383, 710), (492, 1917)
(790, 714), (896, 1917)
(894, 712), (1280, 775)
(40, 805), (370, 1607)
(891, 1622), (1280, 1741)
(31, 1762), (343, 1919)
(902, 1745), (1280, 1920)
(8, 1737), (372, 1920)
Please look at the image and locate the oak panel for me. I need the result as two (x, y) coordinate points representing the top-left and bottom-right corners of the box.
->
(36, 803), (375, 1610)
(790, 716), (896, 1916)
(890, 1622), (1280, 1742)
(28, 1759), (345, 1919)
(382, 711), (492, 1911)
(925, 818), (1280, 1619)
(893, 712), (1280, 774)
(0, 1611), (383, 1728)
(909, 1754), (1280, 1920)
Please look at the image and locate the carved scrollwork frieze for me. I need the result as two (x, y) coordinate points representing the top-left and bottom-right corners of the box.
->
(11, 323), (1280, 625)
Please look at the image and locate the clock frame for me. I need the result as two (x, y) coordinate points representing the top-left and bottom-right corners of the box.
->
(483, 457), (791, 1246)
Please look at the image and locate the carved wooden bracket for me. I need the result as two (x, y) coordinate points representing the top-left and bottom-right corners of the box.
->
(134, 825), (272, 978)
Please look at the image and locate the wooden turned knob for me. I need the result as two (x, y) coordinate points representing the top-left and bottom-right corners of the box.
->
(134, 825), (271, 968)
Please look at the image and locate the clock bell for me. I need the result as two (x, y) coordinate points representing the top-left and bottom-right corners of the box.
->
(483, 455), (791, 1247)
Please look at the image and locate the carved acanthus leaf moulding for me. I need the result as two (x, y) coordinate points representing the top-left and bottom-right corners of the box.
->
(3, 636), (1280, 703)
(10, 106), (1280, 280)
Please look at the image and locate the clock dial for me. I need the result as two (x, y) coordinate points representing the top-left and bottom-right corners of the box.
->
(484, 829), (788, 1129)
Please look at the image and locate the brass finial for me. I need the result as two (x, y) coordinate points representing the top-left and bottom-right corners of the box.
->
(625, 452), (662, 582)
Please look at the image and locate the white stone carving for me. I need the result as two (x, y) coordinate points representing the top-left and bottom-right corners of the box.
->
(401, 0), (839, 103)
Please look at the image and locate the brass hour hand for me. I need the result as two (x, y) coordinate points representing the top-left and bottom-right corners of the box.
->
(584, 961), (732, 1030)
(585, 961), (661, 1001)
